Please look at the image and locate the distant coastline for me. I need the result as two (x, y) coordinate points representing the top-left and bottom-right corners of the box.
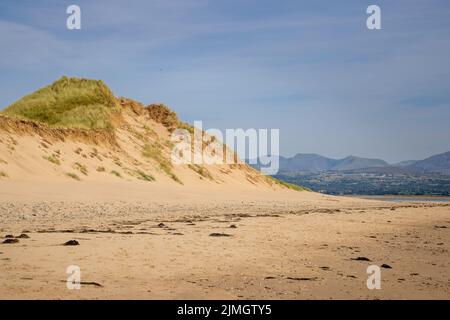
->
(345, 195), (450, 203)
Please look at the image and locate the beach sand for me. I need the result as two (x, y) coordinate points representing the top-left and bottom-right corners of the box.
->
(1, 180), (448, 299)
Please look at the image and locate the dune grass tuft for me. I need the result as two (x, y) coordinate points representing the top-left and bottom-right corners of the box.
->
(146, 104), (179, 129)
(110, 170), (122, 178)
(3, 76), (119, 129)
(74, 162), (88, 175)
(66, 172), (80, 181)
(271, 177), (310, 191)
(43, 155), (60, 165)
(136, 170), (155, 182)
(188, 164), (214, 181)
(142, 143), (182, 184)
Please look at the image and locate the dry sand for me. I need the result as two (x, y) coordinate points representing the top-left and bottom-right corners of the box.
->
(1, 180), (449, 300)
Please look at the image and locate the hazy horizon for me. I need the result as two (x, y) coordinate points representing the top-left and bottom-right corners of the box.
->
(1, 0), (450, 163)
(277, 152), (445, 165)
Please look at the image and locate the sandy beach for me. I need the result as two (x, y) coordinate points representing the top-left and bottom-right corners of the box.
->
(1, 181), (448, 299)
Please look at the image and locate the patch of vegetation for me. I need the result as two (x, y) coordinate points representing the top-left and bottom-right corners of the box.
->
(188, 164), (214, 181)
(66, 172), (80, 181)
(142, 143), (182, 184)
(143, 125), (158, 138)
(164, 139), (174, 149)
(178, 121), (195, 134)
(146, 104), (179, 129)
(90, 148), (103, 161)
(96, 166), (105, 172)
(271, 177), (310, 191)
(43, 155), (60, 165)
(74, 162), (88, 175)
(3, 76), (119, 129)
(42, 139), (53, 146)
(136, 170), (155, 182)
(144, 104), (195, 136)
(110, 170), (122, 178)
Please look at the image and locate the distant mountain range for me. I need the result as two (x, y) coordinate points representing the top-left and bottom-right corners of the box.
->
(279, 154), (389, 172)
(251, 151), (450, 175)
(406, 151), (450, 174)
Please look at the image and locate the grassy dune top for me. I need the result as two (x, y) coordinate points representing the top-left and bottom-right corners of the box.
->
(3, 76), (119, 129)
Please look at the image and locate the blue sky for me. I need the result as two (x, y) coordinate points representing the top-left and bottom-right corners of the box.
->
(1, 0), (450, 163)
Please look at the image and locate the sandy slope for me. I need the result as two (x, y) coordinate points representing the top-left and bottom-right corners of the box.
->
(0, 105), (282, 192)
(0, 180), (449, 299)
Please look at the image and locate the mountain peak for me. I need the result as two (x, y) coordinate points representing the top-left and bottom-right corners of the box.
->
(278, 153), (389, 172)
(407, 151), (450, 174)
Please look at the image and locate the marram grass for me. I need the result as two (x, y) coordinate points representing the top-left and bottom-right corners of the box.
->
(271, 177), (310, 191)
(3, 76), (119, 130)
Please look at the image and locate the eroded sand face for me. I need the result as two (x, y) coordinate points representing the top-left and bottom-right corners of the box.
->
(0, 182), (448, 299)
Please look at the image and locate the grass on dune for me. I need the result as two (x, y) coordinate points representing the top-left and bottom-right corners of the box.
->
(110, 170), (122, 178)
(43, 155), (60, 165)
(142, 143), (182, 184)
(136, 170), (155, 182)
(188, 164), (214, 181)
(271, 177), (310, 191)
(66, 172), (80, 181)
(3, 76), (119, 130)
(74, 162), (88, 175)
